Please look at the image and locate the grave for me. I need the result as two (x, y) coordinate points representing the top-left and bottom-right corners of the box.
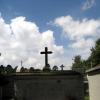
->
(86, 64), (100, 100)
(0, 47), (84, 100)
(4, 70), (84, 100)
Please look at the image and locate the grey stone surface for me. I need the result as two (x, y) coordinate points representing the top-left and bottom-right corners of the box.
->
(0, 71), (84, 100)
(13, 71), (84, 100)
(87, 64), (100, 100)
(87, 74), (100, 100)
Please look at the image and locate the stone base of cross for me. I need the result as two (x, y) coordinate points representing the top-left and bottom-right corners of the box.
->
(43, 64), (51, 71)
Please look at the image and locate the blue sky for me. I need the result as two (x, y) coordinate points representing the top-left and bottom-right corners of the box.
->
(0, 0), (100, 69)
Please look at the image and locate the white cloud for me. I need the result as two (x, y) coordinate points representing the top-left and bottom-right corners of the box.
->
(54, 16), (100, 40)
(70, 38), (94, 49)
(82, 0), (95, 10)
(0, 16), (65, 70)
(54, 15), (100, 59)
(0, 15), (99, 70)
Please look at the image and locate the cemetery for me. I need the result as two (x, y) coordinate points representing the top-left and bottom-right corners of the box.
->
(0, 47), (85, 100)
(0, 38), (100, 100)
(0, 70), (84, 100)
(0, 0), (100, 99)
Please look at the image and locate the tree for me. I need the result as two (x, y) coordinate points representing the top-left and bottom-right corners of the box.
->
(72, 55), (83, 68)
(24, 68), (29, 72)
(20, 67), (29, 73)
(89, 38), (100, 67)
(34, 69), (41, 72)
(52, 65), (58, 71)
(29, 67), (34, 73)
(72, 38), (100, 69)
(13, 66), (18, 73)
(0, 65), (5, 74)
(20, 67), (26, 73)
(6, 65), (13, 74)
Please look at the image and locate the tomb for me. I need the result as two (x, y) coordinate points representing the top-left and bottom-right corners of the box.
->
(0, 47), (84, 100)
(86, 64), (100, 100)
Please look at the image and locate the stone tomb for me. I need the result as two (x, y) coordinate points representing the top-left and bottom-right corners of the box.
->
(86, 64), (100, 100)
(5, 70), (84, 100)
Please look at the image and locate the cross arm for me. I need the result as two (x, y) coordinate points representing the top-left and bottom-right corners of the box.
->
(48, 51), (53, 54)
(40, 52), (45, 54)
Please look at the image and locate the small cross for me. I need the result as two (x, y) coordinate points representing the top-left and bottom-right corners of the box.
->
(40, 47), (52, 67)
(60, 64), (64, 71)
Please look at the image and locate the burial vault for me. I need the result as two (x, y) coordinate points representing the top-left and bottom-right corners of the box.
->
(1, 70), (84, 100)
(0, 47), (84, 100)
(86, 64), (100, 100)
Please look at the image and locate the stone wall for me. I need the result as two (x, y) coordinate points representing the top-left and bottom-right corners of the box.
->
(13, 71), (84, 100)
(87, 74), (100, 100)
(0, 87), (2, 100)
(87, 65), (100, 100)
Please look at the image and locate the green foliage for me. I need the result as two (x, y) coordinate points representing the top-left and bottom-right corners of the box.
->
(13, 66), (18, 73)
(0, 65), (18, 74)
(90, 39), (100, 66)
(29, 67), (34, 73)
(6, 65), (13, 74)
(72, 38), (100, 69)
(20, 67), (26, 73)
(52, 65), (58, 71)
(0, 65), (5, 74)
(34, 69), (41, 72)
(20, 67), (29, 73)
(85, 96), (89, 100)
(72, 55), (83, 68)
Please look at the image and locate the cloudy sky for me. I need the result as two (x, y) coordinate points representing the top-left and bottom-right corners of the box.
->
(0, 0), (100, 70)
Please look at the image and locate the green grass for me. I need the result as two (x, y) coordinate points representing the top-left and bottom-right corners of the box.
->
(85, 96), (89, 100)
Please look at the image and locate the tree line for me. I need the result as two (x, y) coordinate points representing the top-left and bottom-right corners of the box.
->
(72, 38), (100, 70)
(0, 64), (65, 74)
(0, 38), (99, 74)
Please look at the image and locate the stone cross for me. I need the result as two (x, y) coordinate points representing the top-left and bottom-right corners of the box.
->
(60, 64), (64, 71)
(40, 47), (52, 66)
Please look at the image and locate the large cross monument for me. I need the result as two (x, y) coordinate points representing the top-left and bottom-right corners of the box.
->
(40, 47), (52, 70)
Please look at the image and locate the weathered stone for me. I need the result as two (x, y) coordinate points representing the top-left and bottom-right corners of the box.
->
(13, 71), (84, 100)
(0, 70), (84, 100)
(86, 64), (100, 100)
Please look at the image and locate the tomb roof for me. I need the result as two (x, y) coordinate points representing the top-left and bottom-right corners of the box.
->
(11, 70), (81, 76)
(86, 64), (100, 75)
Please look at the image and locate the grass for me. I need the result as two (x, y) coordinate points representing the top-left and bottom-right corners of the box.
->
(85, 96), (89, 100)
